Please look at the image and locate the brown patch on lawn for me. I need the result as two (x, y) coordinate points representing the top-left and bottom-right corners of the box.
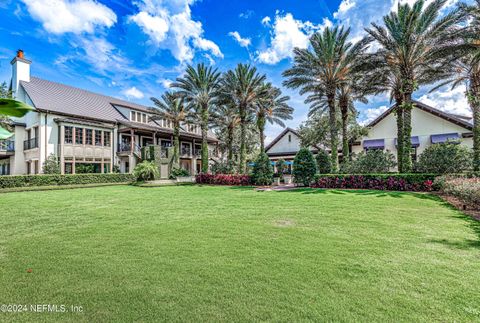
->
(273, 219), (296, 227)
(436, 193), (480, 221)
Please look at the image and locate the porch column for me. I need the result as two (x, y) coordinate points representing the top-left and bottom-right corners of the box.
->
(130, 129), (134, 154)
(60, 125), (65, 174)
(110, 131), (114, 173)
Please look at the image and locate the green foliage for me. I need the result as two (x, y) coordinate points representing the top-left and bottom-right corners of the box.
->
(316, 149), (332, 174)
(0, 174), (135, 188)
(76, 164), (96, 174)
(275, 159), (286, 175)
(293, 148), (317, 185)
(340, 150), (396, 174)
(133, 161), (160, 182)
(211, 160), (235, 174)
(416, 143), (473, 174)
(435, 176), (480, 207)
(170, 167), (190, 179)
(42, 154), (61, 174)
(251, 152), (273, 185)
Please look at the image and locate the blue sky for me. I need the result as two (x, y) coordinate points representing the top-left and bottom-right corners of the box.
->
(0, 0), (472, 142)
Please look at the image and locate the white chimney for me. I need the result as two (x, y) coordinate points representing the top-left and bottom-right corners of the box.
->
(10, 50), (31, 99)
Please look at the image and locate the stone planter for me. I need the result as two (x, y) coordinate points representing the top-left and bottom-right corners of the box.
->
(283, 175), (293, 184)
(176, 176), (194, 183)
(273, 177), (281, 186)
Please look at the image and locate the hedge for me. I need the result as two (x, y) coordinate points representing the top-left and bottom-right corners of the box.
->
(196, 173), (251, 186)
(0, 173), (135, 189)
(311, 174), (437, 192)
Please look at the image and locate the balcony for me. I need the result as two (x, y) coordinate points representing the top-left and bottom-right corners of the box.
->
(23, 137), (38, 150)
(194, 149), (201, 157)
(117, 143), (141, 157)
(0, 140), (14, 156)
(181, 147), (192, 157)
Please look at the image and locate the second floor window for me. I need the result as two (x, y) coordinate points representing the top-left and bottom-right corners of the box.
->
(75, 128), (84, 145)
(65, 126), (73, 144)
(86, 129), (93, 145)
(104, 132), (111, 147)
(95, 130), (102, 146)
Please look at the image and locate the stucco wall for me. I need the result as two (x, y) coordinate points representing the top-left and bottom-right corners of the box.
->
(267, 130), (302, 154)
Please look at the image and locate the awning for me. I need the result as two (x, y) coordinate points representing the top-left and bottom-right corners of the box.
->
(431, 133), (460, 144)
(394, 136), (420, 148)
(285, 161), (293, 165)
(363, 139), (385, 149)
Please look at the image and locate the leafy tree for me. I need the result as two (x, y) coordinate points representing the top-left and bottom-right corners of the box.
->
(275, 158), (286, 175)
(340, 150), (397, 174)
(211, 103), (240, 165)
(150, 92), (190, 168)
(251, 152), (273, 185)
(133, 161), (160, 181)
(172, 63), (221, 173)
(365, 0), (463, 172)
(416, 142), (473, 174)
(42, 154), (60, 174)
(316, 149), (332, 174)
(211, 160), (235, 174)
(293, 147), (317, 186)
(284, 26), (369, 172)
(220, 64), (266, 173)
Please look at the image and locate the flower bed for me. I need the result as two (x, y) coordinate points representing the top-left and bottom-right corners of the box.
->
(435, 176), (480, 208)
(311, 174), (436, 192)
(196, 173), (251, 186)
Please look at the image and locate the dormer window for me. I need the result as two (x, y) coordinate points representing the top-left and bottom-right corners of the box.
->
(130, 111), (148, 124)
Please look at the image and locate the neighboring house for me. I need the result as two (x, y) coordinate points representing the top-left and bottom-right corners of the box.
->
(352, 100), (473, 167)
(0, 50), (218, 177)
(265, 127), (318, 172)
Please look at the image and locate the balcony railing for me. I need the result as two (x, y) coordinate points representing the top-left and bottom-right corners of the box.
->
(160, 147), (168, 158)
(117, 143), (141, 156)
(23, 137), (38, 150)
(194, 149), (201, 157)
(0, 140), (14, 152)
(181, 147), (192, 156)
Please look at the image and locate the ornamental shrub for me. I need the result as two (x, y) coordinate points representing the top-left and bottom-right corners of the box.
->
(211, 160), (235, 174)
(251, 152), (273, 185)
(434, 176), (480, 208)
(416, 142), (473, 174)
(293, 148), (317, 186)
(196, 173), (251, 186)
(341, 150), (396, 174)
(133, 161), (159, 181)
(275, 159), (287, 175)
(170, 167), (190, 179)
(42, 153), (60, 174)
(316, 149), (331, 174)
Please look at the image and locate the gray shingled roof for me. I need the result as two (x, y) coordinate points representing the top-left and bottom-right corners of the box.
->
(20, 77), (150, 122)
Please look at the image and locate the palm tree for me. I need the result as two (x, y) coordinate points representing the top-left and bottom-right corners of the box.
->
(283, 26), (369, 172)
(365, 0), (463, 172)
(150, 92), (190, 167)
(220, 64), (266, 173)
(255, 83), (294, 151)
(211, 103), (240, 164)
(172, 63), (221, 173)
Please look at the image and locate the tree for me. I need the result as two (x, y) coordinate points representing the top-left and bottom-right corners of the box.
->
(251, 152), (273, 185)
(255, 83), (293, 151)
(211, 103), (240, 166)
(0, 98), (33, 139)
(416, 142), (473, 174)
(316, 149), (332, 174)
(150, 92), (190, 168)
(340, 150), (397, 174)
(220, 64), (267, 173)
(172, 63), (221, 173)
(365, 0), (463, 172)
(275, 158), (286, 175)
(0, 82), (13, 134)
(293, 147), (317, 186)
(284, 26), (369, 172)
(42, 154), (60, 174)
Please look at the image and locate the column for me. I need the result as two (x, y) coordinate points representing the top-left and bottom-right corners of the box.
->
(60, 124), (65, 174)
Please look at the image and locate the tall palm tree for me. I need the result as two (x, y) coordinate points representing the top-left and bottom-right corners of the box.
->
(283, 26), (369, 172)
(365, 0), (463, 172)
(211, 103), (240, 164)
(150, 92), (190, 167)
(255, 83), (294, 151)
(172, 63), (221, 173)
(220, 64), (266, 173)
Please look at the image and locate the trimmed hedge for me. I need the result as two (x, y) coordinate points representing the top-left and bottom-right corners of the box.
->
(196, 173), (251, 186)
(0, 173), (135, 189)
(311, 174), (437, 192)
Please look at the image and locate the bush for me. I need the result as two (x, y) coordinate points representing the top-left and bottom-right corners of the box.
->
(251, 152), (273, 185)
(211, 160), (235, 174)
(434, 176), (480, 208)
(311, 174), (436, 192)
(42, 154), (60, 174)
(341, 150), (396, 174)
(416, 142), (473, 174)
(170, 167), (190, 179)
(275, 159), (287, 176)
(76, 164), (96, 174)
(316, 149), (331, 174)
(133, 161), (159, 182)
(0, 173), (135, 189)
(293, 148), (317, 186)
(196, 173), (251, 186)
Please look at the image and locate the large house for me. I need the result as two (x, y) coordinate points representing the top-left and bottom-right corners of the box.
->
(0, 50), (219, 177)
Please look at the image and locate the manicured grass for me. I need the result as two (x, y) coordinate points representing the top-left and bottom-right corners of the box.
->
(0, 185), (479, 322)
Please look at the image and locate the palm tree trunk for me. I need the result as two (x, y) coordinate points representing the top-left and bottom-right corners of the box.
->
(227, 125), (234, 163)
(395, 95), (404, 173)
(327, 92), (338, 173)
(201, 106), (209, 173)
(402, 92), (413, 173)
(239, 105), (247, 174)
(339, 101), (349, 162)
(257, 116), (266, 152)
(470, 76), (480, 172)
(173, 124), (180, 167)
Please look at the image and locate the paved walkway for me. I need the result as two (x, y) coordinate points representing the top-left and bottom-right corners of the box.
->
(256, 184), (300, 191)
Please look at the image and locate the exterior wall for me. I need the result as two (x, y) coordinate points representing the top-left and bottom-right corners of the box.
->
(267, 130), (302, 154)
(352, 106), (474, 161)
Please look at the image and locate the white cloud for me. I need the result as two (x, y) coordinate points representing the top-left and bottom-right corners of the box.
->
(258, 13), (332, 65)
(360, 105), (389, 126)
(228, 31), (251, 48)
(261, 16), (271, 26)
(157, 78), (173, 88)
(418, 85), (472, 117)
(21, 0), (116, 34)
(123, 86), (144, 99)
(130, 0), (223, 63)
(239, 10), (254, 19)
(334, 0), (356, 18)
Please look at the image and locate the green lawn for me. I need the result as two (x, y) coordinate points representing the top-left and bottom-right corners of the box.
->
(0, 186), (479, 322)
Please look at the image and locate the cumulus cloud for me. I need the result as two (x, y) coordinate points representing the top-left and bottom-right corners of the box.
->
(130, 0), (223, 63)
(239, 10), (254, 19)
(261, 16), (271, 26)
(360, 105), (389, 126)
(418, 86), (472, 117)
(157, 78), (173, 88)
(123, 86), (144, 99)
(258, 13), (332, 65)
(21, 0), (116, 34)
(228, 31), (251, 48)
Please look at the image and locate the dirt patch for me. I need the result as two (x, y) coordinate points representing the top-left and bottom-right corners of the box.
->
(436, 193), (480, 221)
(273, 219), (296, 227)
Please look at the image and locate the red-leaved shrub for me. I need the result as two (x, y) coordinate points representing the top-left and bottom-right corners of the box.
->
(196, 173), (251, 186)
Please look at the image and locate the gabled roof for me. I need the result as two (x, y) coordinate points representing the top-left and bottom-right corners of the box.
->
(367, 100), (473, 131)
(265, 127), (300, 152)
(20, 77), (150, 123)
